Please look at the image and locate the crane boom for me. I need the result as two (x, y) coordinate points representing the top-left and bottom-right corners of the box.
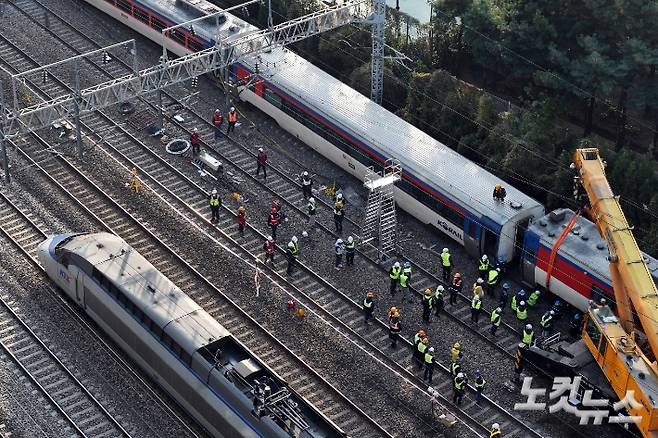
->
(573, 147), (658, 437)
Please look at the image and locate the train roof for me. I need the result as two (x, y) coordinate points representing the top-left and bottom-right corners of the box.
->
(253, 48), (544, 225)
(142, 0), (258, 41)
(528, 208), (658, 286)
(59, 233), (230, 351)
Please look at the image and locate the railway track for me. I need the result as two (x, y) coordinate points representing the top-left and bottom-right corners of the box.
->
(0, 1), (604, 436)
(0, 194), (129, 438)
(0, 11), (541, 437)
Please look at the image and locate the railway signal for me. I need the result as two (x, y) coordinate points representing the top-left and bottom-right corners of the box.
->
(191, 76), (198, 88)
(102, 51), (111, 64)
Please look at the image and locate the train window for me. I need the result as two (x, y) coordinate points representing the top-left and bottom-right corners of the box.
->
(188, 39), (203, 53)
(591, 284), (614, 310)
(180, 351), (193, 367)
(133, 7), (149, 24)
(525, 248), (536, 263)
(116, 0), (131, 13)
(264, 88), (282, 108)
(151, 17), (166, 32)
(141, 313), (152, 328)
(172, 343), (183, 358)
(585, 317), (601, 349)
(168, 29), (186, 46)
(468, 221), (477, 238)
(162, 333), (174, 349)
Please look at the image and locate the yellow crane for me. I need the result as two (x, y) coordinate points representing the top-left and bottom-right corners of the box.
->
(573, 147), (658, 436)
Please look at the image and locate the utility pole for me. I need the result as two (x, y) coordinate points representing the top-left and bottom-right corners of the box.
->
(370, 0), (385, 105)
(0, 81), (9, 184)
(73, 58), (83, 160)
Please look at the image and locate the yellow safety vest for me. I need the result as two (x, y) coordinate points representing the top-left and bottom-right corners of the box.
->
(528, 291), (539, 306)
(424, 352), (434, 364)
(517, 306), (528, 320)
(491, 310), (501, 327)
(471, 298), (481, 310)
(487, 269), (499, 285)
(390, 266), (401, 280)
(209, 195), (220, 206)
(522, 329), (533, 345)
(441, 252), (451, 267)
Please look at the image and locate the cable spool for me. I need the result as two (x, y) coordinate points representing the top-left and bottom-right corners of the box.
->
(117, 101), (136, 115)
(165, 139), (190, 155)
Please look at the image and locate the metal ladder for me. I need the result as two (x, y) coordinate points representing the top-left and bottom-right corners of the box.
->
(362, 158), (401, 261)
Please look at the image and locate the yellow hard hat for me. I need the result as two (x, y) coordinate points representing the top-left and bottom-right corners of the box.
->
(424, 289), (432, 296)
(393, 311), (400, 317)
(454, 342), (461, 349)
(422, 338), (429, 344)
(389, 306), (398, 313)
(495, 184), (502, 190)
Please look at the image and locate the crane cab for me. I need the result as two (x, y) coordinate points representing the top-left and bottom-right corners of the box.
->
(582, 305), (658, 436)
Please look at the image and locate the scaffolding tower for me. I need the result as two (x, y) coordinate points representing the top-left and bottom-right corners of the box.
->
(361, 158), (401, 261)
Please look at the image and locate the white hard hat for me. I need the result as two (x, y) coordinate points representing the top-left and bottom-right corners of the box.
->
(267, 235), (273, 241)
(492, 423), (500, 430)
(292, 236), (298, 243)
(194, 128), (198, 132)
(520, 301), (526, 305)
(496, 268), (501, 272)
(457, 372), (464, 378)
(337, 239), (343, 244)
(309, 197), (315, 202)
(429, 347), (434, 352)
(496, 307), (502, 313)
(337, 193), (343, 199)
(535, 290), (541, 295)
(301, 231), (308, 238)
(215, 108), (220, 113)
(258, 147), (263, 152)
(303, 171), (308, 176)
(482, 254), (488, 260)
(526, 324), (532, 330)
(287, 242), (294, 248)
(477, 278), (484, 284)
(211, 188), (217, 194)
(437, 285), (445, 291)
(394, 262), (400, 267)
(347, 236), (353, 243)
(549, 310), (555, 315)
(230, 106), (235, 111)
(442, 247), (449, 253)
(473, 295), (480, 301)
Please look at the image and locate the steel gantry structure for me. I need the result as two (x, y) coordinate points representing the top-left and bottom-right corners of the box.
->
(2, 0), (372, 138)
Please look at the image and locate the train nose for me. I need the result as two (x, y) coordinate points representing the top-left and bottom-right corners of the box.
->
(38, 235), (55, 253)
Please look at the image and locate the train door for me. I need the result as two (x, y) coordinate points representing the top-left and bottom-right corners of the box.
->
(512, 218), (531, 264)
(521, 232), (538, 286)
(479, 216), (500, 257)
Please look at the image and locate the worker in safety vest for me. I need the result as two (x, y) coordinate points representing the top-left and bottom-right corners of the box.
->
(389, 311), (401, 348)
(424, 347), (435, 383)
(362, 290), (375, 324)
(440, 247), (452, 281)
(490, 423), (502, 438)
(422, 289), (433, 323)
(307, 197), (317, 229)
(527, 290), (540, 307)
(450, 342), (462, 363)
(236, 205), (246, 237)
(433, 285), (445, 317)
(478, 254), (490, 277)
(474, 369), (486, 403)
(212, 109), (223, 139)
(412, 330), (426, 362)
(190, 128), (200, 155)
(300, 171), (313, 199)
(516, 300), (528, 321)
(540, 310), (554, 337)
(511, 289), (526, 312)
(334, 238), (345, 270)
(471, 294), (482, 324)
(256, 147), (267, 179)
(490, 307), (502, 336)
(522, 323), (534, 346)
(473, 278), (485, 297)
(448, 273), (462, 306)
(286, 236), (299, 275)
(486, 267), (500, 295)
(493, 184), (506, 202)
(417, 337), (429, 369)
(399, 268), (411, 303)
(451, 358), (462, 377)
(453, 372), (467, 406)
(209, 188), (221, 223)
(226, 106), (238, 134)
(389, 262), (401, 295)
(263, 236), (276, 266)
(345, 236), (356, 266)
(333, 203), (344, 234)
(267, 207), (281, 240)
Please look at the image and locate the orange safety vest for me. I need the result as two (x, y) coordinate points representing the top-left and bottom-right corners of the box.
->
(228, 112), (237, 122)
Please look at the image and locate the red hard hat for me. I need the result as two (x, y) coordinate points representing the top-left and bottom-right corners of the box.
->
(271, 207), (277, 213)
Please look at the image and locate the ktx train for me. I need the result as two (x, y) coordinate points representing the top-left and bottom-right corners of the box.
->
(38, 232), (346, 438)
(85, 0), (657, 311)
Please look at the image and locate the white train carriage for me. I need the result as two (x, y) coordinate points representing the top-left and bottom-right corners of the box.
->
(522, 208), (658, 311)
(37, 232), (345, 438)
(85, 0), (544, 264)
